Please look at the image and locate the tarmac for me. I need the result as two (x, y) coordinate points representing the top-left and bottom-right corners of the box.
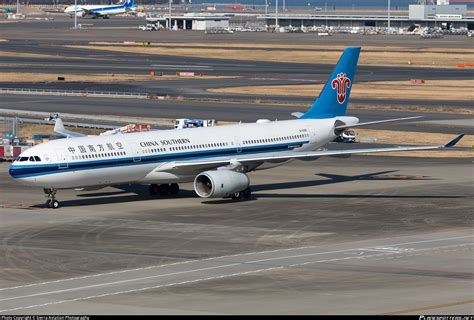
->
(0, 14), (473, 315)
(0, 94), (472, 134)
(0, 156), (472, 314)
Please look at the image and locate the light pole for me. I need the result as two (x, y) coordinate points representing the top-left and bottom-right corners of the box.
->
(265, 0), (267, 15)
(16, 0), (19, 14)
(169, 0), (172, 30)
(387, 0), (391, 35)
(74, 0), (77, 29)
(275, 0), (278, 28)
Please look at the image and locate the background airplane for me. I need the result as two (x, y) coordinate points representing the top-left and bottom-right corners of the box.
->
(8, 47), (464, 208)
(64, 0), (134, 19)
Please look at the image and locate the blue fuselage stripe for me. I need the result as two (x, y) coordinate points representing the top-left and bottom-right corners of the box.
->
(10, 142), (307, 179)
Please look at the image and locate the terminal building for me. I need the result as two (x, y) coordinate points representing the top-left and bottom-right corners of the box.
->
(146, 14), (230, 31)
(259, 2), (474, 30)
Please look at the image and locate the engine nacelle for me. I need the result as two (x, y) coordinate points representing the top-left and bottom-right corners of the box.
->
(76, 11), (85, 17)
(194, 170), (249, 198)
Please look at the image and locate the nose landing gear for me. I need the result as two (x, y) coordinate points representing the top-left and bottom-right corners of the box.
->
(44, 188), (60, 209)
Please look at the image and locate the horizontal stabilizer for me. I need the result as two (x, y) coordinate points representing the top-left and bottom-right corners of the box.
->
(291, 112), (304, 119)
(335, 116), (422, 131)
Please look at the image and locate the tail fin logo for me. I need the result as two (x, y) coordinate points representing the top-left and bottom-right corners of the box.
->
(331, 72), (351, 104)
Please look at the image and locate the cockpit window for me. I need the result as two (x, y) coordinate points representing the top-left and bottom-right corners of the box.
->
(34, 156), (41, 161)
(19, 157), (29, 162)
(29, 156), (35, 162)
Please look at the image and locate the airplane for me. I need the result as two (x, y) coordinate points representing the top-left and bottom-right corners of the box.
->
(64, 0), (134, 19)
(9, 47), (464, 209)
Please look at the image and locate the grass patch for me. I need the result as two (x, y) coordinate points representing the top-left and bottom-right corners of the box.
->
(0, 72), (233, 83)
(66, 44), (474, 68)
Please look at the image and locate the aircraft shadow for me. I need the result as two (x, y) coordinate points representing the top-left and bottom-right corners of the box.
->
(33, 184), (196, 208)
(253, 193), (462, 200)
(252, 170), (435, 192)
(201, 171), (446, 204)
(202, 193), (461, 204)
(32, 170), (445, 208)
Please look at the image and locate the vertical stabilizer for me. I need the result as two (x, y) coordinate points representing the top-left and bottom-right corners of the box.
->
(300, 47), (360, 119)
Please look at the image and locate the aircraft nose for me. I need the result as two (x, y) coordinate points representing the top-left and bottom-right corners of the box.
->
(9, 165), (21, 178)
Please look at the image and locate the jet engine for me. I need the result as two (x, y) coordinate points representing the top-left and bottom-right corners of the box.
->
(75, 11), (85, 17)
(194, 170), (249, 198)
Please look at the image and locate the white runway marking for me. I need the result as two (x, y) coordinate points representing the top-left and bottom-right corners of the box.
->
(0, 267), (285, 313)
(1, 234), (471, 291)
(150, 64), (213, 70)
(1, 233), (471, 313)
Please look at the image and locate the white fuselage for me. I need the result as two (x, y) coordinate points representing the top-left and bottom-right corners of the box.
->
(9, 117), (358, 189)
(64, 4), (129, 17)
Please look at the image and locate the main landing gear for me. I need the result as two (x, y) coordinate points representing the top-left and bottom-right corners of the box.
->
(231, 187), (252, 200)
(44, 188), (60, 209)
(149, 184), (180, 196)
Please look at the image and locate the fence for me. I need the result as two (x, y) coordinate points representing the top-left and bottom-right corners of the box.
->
(0, 88), (150, 99)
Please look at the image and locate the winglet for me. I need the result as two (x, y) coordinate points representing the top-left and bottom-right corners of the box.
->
(444, 134), (464, 148)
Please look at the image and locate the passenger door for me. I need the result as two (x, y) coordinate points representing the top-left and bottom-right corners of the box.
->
(234, 136), (242, 153)
(306, 126), (317, 144)
(128, 142), (141, 163)
(55, 148), (69, 169)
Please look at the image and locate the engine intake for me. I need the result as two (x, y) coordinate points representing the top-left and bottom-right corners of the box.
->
(194, 170), (249, 198)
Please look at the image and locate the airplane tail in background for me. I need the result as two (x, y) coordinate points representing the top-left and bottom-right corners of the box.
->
(300, 47), (360, 119)
(124, 0), (134, 8)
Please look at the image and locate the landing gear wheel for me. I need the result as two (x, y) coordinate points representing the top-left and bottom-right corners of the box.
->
(51, 200), (60, 209)
(44, 188), (59, 209)
(169, 183), (179, 195)
(149, 184), (159, 196)
(231, 192), (242, 200)
(242, 187), (252, 199)
(158, 184), (170, 196)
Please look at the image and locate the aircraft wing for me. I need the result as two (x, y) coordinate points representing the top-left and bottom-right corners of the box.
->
(81, 8), (103, 17)
(159, 134), (464, 172)
(53, 118), (85, 138)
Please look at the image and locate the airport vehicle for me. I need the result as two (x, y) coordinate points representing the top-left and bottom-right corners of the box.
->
(9, 48), (464, 208)
(139, 24), (158, 31)
(333, 130), (357, 143)
(64, 0), (134, 19)
(174, 119), (217, 129)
